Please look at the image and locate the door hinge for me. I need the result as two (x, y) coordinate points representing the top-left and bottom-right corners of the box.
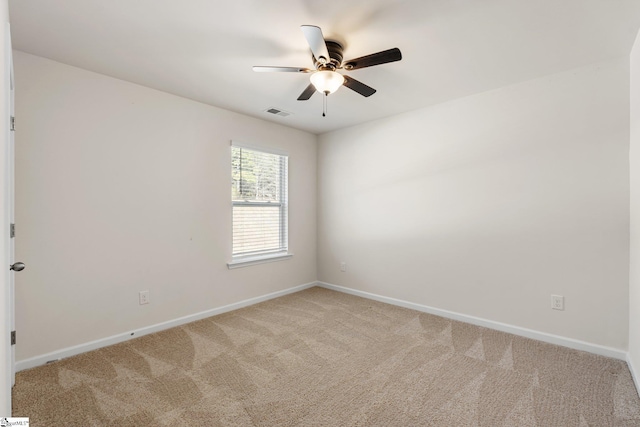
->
(11, 331), (15, 345)
(10, 116), (15, 131)
(10, 223), (15, 238)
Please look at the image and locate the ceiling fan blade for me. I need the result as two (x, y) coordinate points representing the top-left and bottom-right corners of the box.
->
(301, 25), (330, 64)
(343, 48), (402, 70)
(297, 83), (316, 101)
(253, 66), (313, 73)
(343, 75), (376, 97)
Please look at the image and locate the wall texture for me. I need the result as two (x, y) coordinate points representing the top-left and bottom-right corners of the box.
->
(629, 30), (640, 379)
(318, 57), (630, 350)
(13, 51), (317, 361)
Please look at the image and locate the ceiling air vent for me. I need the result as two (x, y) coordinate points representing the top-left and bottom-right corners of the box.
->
(264, 107), (291, 117)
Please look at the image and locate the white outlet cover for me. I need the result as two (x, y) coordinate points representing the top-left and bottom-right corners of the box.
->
(551, 295), (564, 310)
(139, 290), (150, 305)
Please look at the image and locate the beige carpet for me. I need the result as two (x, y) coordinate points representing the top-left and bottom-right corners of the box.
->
(12, 287), (640, 426)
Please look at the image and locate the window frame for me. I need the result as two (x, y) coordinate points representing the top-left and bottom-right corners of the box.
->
(227, 141), (292, 269)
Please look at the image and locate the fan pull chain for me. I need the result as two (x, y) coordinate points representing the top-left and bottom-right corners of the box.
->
(323, 91), (328, 117)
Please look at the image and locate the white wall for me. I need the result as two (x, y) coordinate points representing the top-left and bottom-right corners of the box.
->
(0, 0), (10, 416)
(13, 51), (317, 361)
(629, 30), (640, 380)
(318, 57), (630, 350)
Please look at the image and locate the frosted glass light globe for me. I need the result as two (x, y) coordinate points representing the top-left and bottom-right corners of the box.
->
(310, 71), (345, 94)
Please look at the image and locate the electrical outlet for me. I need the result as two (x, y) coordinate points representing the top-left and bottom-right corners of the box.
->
(340, 262), (347, 272)
(139, 290), (150, 305)
(551, 294), (564, 311)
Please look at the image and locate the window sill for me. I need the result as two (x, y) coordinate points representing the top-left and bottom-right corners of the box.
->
(227, 252), (293, 269)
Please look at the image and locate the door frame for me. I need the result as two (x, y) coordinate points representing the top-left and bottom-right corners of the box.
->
(1, 18), (12, 415)
(8, 19), (13, 388)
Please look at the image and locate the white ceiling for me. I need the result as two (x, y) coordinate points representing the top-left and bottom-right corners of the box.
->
(8, 0), (640, 135)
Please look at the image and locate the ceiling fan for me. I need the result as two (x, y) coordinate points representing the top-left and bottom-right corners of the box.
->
(253, 25), (402, 115)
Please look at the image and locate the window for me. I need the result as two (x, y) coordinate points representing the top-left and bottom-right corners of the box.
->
(228, 142), (290, 268)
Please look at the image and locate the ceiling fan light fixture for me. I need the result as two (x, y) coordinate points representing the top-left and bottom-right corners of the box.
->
(310, 70), (344, 94)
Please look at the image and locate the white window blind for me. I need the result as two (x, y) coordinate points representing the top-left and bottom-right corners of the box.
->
(232, 144), (288, 259)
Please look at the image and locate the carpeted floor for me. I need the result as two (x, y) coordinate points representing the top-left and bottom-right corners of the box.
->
(12, 287), (640, 426)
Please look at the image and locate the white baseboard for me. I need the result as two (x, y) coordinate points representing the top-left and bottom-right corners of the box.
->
(627, 354), (640, 397)
(16, 281), (316, 372)
(317, 281), (628, 361)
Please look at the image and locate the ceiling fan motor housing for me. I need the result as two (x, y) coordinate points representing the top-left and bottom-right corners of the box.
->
(313, 40), (344, 70)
